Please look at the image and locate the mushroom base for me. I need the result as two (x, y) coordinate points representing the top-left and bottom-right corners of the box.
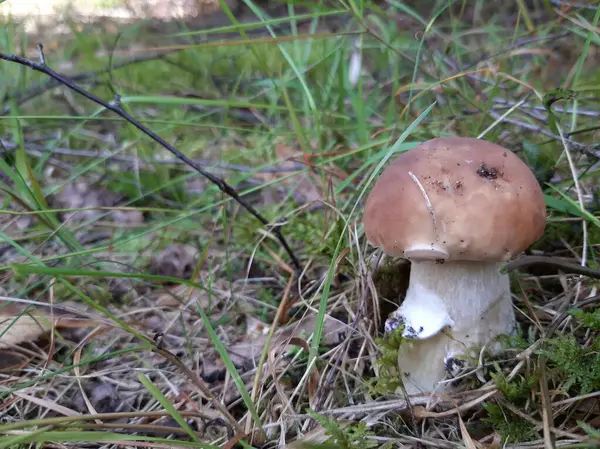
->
(387, 260), (516, 395)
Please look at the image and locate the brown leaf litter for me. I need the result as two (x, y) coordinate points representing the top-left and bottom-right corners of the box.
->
(49, 180), (144, 227)
(0, 298), (144, 369)
(226, 313), (349, 371)
(149, 243), (200, 280)
(0, 302), (55, 350)
(0, 201), (33, 238)
(256, 142), (351, 207)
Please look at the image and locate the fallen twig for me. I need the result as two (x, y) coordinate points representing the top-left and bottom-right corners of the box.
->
(320, 386), (498, 416)
(0, 44), (302, 273)
(485, 108), (594, 155)
(505, 255), (600, 279)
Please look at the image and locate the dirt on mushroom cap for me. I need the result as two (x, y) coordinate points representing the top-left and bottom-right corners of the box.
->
(363, 136), (547, 262)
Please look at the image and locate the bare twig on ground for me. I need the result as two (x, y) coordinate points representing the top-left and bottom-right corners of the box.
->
(485, 108), (595, 155)
(506, 255), (600, 279)
(493, 98), (600, 118)
(0, 44), (302, 272)
(544, 295), (600, 337)
(442, 54), (597, 158)
(548, 0), (599, 10)
(319, 386), (499, 417)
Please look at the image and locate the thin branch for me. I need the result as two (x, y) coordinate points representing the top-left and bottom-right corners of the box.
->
(462, 32), (570, 72)
(548, 0), (599, 10)
(0, 139), (307, 174)
(485, 107), (597, 156)
(493, 97), (600, 118)
(0, 45), (302, 272)
(440, 54), (597, 157)
(1, 51), (170, 116)
(505, 255), (600, 279)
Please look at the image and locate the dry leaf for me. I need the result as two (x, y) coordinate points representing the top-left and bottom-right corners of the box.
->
(0, 211), (32, 237)
(50, 181), (143, 226)
(277, 143), (322, 204)
(222, 431), (250, 449)
(268, 336), (320, 408)
(200, 357), (226, 383)
(283, 420), (352, 449)
(245, 315), (270, 337)
(256, 143), (323, 206)
(486, 432), (503, 449)
(72, 382), (124, 414)
(0, 303), (54, 349)
(196, 0), (228, 15)
(0, 351), (31, 371)
(155, 283), (208, 308)
(12, 391), (80, 417)
(205, 313), (348, 405)
(253, 140), (353, 207)
(225, 314), (271, 368)
(0, 301), (110, 349)
(150, 243), (199, 279)
(459, 413), (480, 449)
(285, 314), (350, 347)
(227, 313), (348, 368)
(202, 313), (348, 390)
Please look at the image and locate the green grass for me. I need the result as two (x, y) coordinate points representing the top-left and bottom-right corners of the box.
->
(0, 0), (599, 448)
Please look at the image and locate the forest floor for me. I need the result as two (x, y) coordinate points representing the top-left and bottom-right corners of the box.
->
(0, 1), (599, 448)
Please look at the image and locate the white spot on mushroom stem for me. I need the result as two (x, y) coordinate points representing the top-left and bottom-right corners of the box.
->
(386, 282), (454, 339)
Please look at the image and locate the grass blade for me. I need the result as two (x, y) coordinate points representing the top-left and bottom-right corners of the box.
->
(306, 101), (437, 372)
(137, 373), (201, 442)
(195, 301), (262, 432)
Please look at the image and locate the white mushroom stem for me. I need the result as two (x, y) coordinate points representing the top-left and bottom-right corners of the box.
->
(386, 260), (517, 395)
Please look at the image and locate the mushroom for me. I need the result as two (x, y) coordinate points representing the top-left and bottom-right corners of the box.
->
(363, 136), (546, 394)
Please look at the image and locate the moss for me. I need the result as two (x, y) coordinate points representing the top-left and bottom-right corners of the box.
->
(569, 307), (600, 331)
(368, 325), (410, 396)
(490, 371), (537, 405)
(537, 307), (600, 394)
(371, 258), (410, 302)
(495, 331), (536, 351)
(306, 408), (378, 449)
(538, 334), (600, 394)
(482, 403), (537, 444)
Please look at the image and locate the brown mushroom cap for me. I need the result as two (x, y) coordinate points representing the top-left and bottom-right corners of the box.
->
(363, 137), (547, 262)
